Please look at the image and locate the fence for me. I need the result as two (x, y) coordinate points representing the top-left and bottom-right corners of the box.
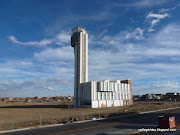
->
(0, 103), (179, 131)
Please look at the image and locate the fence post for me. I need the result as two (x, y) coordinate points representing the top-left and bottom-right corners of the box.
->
(11, 118), (14, 130)
(63, 114), (64, 122)
(40, 115), (42, 126)
(60, 113), (61, 122)
(99, 110), (100, 118)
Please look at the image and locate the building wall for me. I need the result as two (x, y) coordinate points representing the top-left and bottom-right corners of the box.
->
(121, 80), (133, 105)
(80, 80), (133, 108)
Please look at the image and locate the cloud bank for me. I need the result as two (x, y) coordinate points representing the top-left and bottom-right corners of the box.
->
(7, 31), (71, 46)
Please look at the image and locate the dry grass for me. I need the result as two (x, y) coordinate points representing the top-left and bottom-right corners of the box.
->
(0, 102), (161, 118)
(0, 101), (73, 106)
(0, 102), (179, 131)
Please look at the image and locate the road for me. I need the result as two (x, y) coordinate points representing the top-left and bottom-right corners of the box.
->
(1, 108), (180, 135)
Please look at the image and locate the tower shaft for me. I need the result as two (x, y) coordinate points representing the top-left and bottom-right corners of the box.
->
(71, 27), (88, 107)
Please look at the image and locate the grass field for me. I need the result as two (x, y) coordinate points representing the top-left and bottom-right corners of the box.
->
(0, 102), (179, 131)
(0, 102), (168, 119)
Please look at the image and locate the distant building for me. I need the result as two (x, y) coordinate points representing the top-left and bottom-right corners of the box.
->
(67, 96), (73, 101)
(155, 94), (163, 100)
(166, 93), (179, 96)
(146, 94), (157, 100)
(163, 93), (180, 101)
(133, 95), (141, 101)
(34, 96), (42, 99)
(45, 97), (51, 100)
(71, 27), (133, 108)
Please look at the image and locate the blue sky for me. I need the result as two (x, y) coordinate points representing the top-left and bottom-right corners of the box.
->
(1, 0), (180, 97)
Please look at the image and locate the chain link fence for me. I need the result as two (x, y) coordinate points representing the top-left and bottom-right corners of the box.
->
(0, 103), (179, 131)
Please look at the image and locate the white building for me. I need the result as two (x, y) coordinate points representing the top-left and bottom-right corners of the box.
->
(71, 27), (133, 108)
(80, 80), (133, 108)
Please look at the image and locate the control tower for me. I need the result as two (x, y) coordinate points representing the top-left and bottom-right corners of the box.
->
(71, 27), (88, 107)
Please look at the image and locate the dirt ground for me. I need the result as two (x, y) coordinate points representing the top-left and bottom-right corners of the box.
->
(0, 102), (178, 131)
(0, 102), (174, 120)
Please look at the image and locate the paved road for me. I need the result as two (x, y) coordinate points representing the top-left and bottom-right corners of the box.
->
(1, 108), (180, 135)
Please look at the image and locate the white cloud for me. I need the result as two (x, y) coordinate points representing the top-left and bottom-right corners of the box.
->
(146, 12), (169, 19)
(7, 35), (21, 44)
(160, 3), (180, 12)
(33, 47), (73, 61)
(0, 60), (73, 96)
(47, 86), (53, 90)
(146, 12), (170, 32)
(116, 0), (168, 7)
(151, 19), (160, 27)
(0, 60), (49, 79)
(125, 28), (144, 40)
(135, 0), (168, 7)
(55, 31), (71, 45)
(8, 31), (71, 47)
(87, 23), (180, 83)
(8, 35), (52, 46)
(4, 23), (180, 96)
(0, 79), (60, 92)
(90, 28), (144, 48)
(144, 48), (180, 57)
(90, 24), (180, 60)
(153, 23), (180, 47)
(133, 81), (180, 94)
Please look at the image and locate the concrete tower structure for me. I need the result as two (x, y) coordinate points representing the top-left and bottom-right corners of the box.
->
(71, 27), (88, 107)
(71, 27), (133, 108)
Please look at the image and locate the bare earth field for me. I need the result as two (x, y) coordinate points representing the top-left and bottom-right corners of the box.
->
(0, 102), (179, 131)
(0, 102), (168, 120)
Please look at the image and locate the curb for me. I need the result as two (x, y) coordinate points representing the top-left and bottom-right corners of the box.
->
(139, 107), (180, 114)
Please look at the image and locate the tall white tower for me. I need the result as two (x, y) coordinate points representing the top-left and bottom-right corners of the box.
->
(71, 27), (88, 107)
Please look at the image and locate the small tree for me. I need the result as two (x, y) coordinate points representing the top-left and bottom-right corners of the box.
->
(26, 98), (28, 102)
(2, 98), (5, 102)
